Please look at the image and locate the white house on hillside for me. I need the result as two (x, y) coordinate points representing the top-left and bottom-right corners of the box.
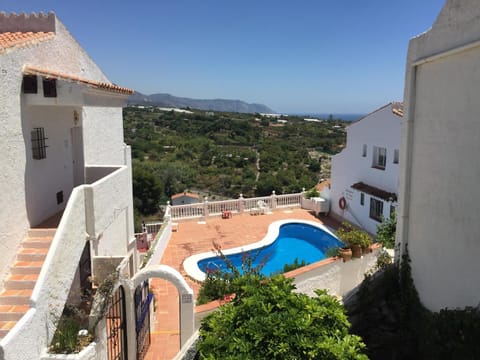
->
(0, 12), (194, 359)
(171, 192), (201, 206)
(329, 102), (403, 235)
(397, 0), (480, 311)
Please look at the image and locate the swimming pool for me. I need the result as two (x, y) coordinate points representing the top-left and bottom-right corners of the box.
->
(183, 219), (343, 281)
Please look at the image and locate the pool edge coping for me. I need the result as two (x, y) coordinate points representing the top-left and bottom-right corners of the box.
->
(183, 219), (339, 282)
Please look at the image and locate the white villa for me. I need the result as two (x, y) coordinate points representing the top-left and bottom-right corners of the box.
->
(171, 192), (201, 206)
(0, 12), (194, 359)
(329, 102), (403, 235)
(397, 0), (480, 311)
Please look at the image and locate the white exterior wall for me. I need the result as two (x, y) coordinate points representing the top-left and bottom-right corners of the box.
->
(22, 106), (79, 225)
(1, 14), (138, 359)
(398, 0), (480, 311)
(0, 15), (133, 286)
(330, 105), (401, 235)
(0, 16), (114, 284)
(83, 106), (126, 165)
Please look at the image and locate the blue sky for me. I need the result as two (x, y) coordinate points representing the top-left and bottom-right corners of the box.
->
(2, 1), (445, 113)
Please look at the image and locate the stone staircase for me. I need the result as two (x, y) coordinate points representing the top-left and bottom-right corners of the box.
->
(0, 226), (56, 340)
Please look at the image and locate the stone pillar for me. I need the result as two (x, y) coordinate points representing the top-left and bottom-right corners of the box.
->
(238, 193), (245, 213)
(179, 292), (195, 347)
(300, 187), (306, 208)
(203, 197), (209, 220)
(271, 190), (277, 210)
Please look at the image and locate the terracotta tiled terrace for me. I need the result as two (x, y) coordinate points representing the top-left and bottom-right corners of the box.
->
(145, 208), (340, 360)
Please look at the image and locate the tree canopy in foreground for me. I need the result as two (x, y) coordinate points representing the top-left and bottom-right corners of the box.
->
(197, 274), (368, 359)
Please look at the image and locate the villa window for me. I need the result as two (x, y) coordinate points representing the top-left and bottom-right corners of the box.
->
(362, 144), (367, 157)
(360, 193), (364, 206)
(31, 127), (48, 160)
(393, 149), (399, 164)
(369, 198), (383, 222)
(372, 146), (387, 170)
(43, 78), (57, 97)
(22, 75), (38, 94)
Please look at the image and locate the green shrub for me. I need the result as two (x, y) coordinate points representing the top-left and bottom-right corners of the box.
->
(198, 274), (368, 359)
(282, 258), (307, 272)
(196, 242), (267, 305)
(375, 249), (392, 270)
(304, 187), (320, 199)
(375, 212), (396, 249)
(325, 246), (340, 258)
(336, 222), (372, 248)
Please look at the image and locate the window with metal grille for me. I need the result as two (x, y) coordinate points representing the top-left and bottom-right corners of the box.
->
(22, 75), (38, 93)
(31, 127), (48, 159)
(43, 78), (57, 97)
(369, 198), (383, 222)
(360, 193), (364, 206)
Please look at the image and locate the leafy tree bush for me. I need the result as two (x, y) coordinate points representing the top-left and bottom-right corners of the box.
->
(375, 212), (396, 249)
(123, 107), (347, 204)
(304, 187), (320, 199)
(197, 274), (368, 359)
(132, 162), (163, 215)
(336, 222), (372, 248)
(197, 243), (266, 305)
(282, 258), (307, 272)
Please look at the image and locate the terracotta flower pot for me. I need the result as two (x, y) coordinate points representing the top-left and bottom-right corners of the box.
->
(351, 244), (362, 258)
(338, 247), (352, 262)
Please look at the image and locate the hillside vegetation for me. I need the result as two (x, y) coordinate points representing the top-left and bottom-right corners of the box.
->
(123, 107), (347, 218)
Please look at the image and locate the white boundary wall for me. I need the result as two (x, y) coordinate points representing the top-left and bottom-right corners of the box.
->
(398, 0), (480, 311)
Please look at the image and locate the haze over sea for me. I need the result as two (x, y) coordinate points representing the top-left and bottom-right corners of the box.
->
(290, 113), (365, 122)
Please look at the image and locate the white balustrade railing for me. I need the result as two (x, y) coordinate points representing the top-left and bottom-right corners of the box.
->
(145, 222), (163, 235)
(170, 203), (205, 220)
(166, 191), (315, 221)
(208, 199), (240, 215)
(276, 193), (302, 208)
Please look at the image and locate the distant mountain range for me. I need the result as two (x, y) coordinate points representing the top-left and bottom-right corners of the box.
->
(127, 92), (274, 114)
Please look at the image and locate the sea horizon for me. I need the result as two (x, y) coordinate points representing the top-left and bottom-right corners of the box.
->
(287, 113), (365, 122)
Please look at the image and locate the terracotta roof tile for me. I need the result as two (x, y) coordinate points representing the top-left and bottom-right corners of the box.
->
(23, 65), (134, 95)
(0, 31), (54, 53)
(171, 192), (200, 200)
(391, 102), (404, 117)
(315, 179), (330, 192)
(351, 181), (397, 202)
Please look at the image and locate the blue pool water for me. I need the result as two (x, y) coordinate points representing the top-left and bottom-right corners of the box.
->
(197, 223), (344, 277)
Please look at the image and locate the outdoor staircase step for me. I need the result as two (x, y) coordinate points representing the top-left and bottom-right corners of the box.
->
(10, 261), (43, 274)
(17, 248), (48, 261)
(0, 321), (17, 339)
(22, 238), (53, 248)
(0, 289), (32, 305)
(4, 274), (38, 290)
(27, 228), (56, 237)
(0, 305), (28, 321)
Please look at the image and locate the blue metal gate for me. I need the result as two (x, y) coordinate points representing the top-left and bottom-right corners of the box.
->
(135, 280), (153, 360)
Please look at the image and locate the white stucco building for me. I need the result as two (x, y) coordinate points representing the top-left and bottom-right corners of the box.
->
(0, 12), (194, 359)
(329, 103), (403, 235)
(171, 192), (201, 206)
(397, 0), (480, 311)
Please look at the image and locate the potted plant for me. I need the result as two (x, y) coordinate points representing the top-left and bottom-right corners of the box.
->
(336, 222), (372, 259)
(338, 247), (352, 262)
